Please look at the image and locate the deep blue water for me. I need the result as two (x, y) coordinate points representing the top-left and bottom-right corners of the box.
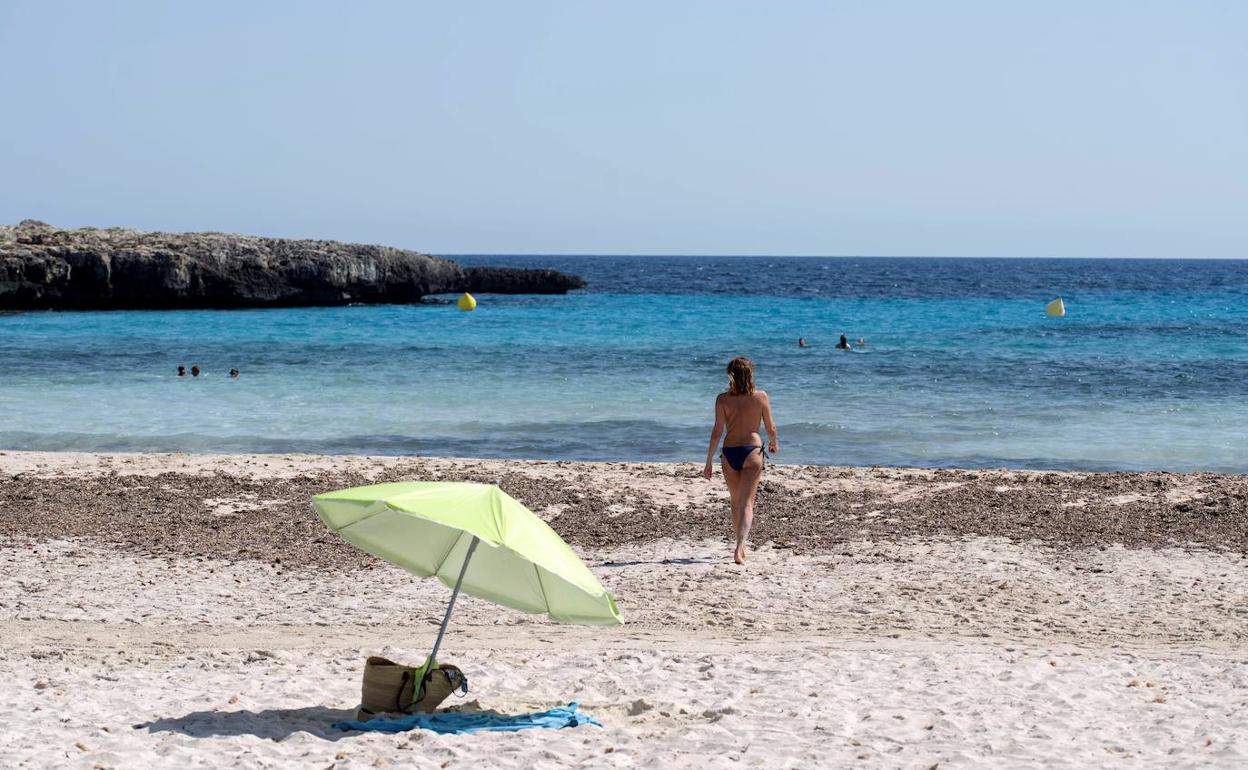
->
(1, 256), (1246, 471)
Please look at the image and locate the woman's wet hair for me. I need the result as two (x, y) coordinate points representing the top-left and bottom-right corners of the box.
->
(726, 356), (755, 395)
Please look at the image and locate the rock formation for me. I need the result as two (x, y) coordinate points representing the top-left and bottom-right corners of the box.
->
(0, 220), (585, 309)
(462, 266), (585, 295)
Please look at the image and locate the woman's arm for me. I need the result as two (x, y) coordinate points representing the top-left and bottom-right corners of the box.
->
(703, 396), (726, 479)
(761, 391), (779, 454)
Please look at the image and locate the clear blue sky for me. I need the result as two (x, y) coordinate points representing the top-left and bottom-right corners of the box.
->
(2, 1), (1244, 257)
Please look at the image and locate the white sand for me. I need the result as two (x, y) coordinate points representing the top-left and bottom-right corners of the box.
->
(2, 533), (1246, 769)
(2, 450), (1246, 767)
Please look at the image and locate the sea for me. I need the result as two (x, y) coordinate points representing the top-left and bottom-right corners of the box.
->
(1, 256), (1246, 472)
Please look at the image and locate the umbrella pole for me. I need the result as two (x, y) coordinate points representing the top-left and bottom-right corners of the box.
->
(427, 535), (480, 666)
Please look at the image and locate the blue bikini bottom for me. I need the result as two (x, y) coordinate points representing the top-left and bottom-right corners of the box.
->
(721, 445), (762, 471)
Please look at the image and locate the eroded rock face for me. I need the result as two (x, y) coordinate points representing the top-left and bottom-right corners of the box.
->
(0, 220), (585, 309)
(463, 266), (586, 295)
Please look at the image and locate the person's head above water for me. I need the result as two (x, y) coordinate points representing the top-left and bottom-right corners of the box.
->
(726, 356), (755, 395)
(229, 368), (240, 378)
(191, 365), (200, 377)
(177, 365), (186, 377)
(840, 335), (848, 345)
(798, 338), (807, 347)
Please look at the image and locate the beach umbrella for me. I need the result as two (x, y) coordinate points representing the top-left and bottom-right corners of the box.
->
(313, 481), (621, 673)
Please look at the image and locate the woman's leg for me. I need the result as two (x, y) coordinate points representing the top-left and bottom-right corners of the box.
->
(721, 458), (742, 555)
(731, 452), (764, 564)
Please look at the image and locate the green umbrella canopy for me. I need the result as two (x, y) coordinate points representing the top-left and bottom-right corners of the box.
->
(313, 481), (621, 626)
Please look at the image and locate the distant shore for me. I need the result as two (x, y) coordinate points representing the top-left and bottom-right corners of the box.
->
(0, 220), (585, 310)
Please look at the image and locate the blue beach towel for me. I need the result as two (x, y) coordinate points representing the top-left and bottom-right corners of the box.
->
(333, 702), (601, 734)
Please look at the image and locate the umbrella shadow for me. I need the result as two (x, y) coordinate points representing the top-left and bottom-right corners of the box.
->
(136, 706), (358, 742)
(596, 557), (717, 567)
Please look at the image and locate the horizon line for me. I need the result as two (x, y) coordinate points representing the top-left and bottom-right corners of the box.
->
(437, 252), (1248, 261)
(8, 220), (1243, 260)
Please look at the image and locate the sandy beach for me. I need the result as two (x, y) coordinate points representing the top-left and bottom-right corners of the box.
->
(1, 451), (1246, 768)
(8, 3), (1248, 768)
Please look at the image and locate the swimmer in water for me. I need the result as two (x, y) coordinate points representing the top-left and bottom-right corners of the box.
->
(835, 335), (852, 350)
(798, 338), (808, 348)
(857, 337), (867, 348)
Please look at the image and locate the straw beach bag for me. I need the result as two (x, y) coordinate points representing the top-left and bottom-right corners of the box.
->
(355, 656), (468, 721)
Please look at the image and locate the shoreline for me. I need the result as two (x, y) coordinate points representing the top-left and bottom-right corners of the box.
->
(3, 445), (1243, 476)
(11, 447), (1248, 475)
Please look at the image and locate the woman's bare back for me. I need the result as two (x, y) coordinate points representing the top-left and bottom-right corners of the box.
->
(719, 390), (769, 446)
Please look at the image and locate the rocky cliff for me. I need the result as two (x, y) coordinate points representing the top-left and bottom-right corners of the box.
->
(0, 220), (585, 309)
(461, 266), (585, 295)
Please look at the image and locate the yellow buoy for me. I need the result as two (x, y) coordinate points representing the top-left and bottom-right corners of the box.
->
(457, 292), (477, 312)
(1046, 297), (1065, 317)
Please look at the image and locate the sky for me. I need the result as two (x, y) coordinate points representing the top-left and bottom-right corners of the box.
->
(1, 1), (1245, 257)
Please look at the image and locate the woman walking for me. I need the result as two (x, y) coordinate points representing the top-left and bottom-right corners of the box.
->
(702, 357), (779, 564)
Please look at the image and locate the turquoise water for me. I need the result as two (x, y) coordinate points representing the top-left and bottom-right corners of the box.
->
(1, 257), (1245, 471)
